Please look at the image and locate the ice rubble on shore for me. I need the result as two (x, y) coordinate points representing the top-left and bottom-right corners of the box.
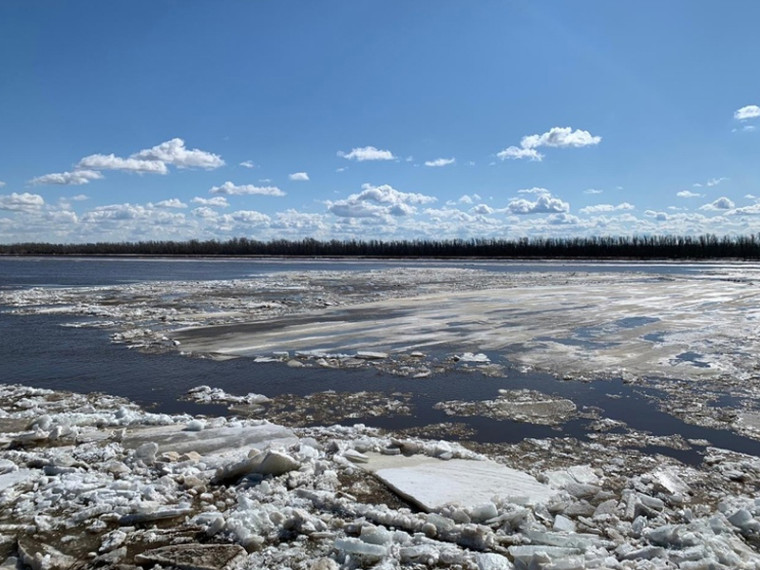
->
(2, 384), (760, 569)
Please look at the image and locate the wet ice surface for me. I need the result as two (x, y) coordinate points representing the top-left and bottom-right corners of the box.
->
(5, 262), (760, 566)
(4, 264), (760, 441)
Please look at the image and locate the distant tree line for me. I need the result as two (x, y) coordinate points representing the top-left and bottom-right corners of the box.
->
(3, 234), (760, 259)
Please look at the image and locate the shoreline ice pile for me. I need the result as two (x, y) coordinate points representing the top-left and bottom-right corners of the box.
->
(2, 384), (760, 568)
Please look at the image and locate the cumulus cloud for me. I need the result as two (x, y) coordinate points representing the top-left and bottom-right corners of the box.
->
(521, 127), (601, 149)
(498, 126), (601, 161)
(507, 190), (570, 215)
(133, 138), (224, 169)
(239, 160), (256, 168)
(424, 157), (455, 167)
(470, 204), (494, 215)
(547, 213), (580, 225)
(30, 170), (104, 186)
(0, 192), (44, 212)
(77, 154), (168, 174)
(192, 196), (229, 208)
(228, 210), (271, 225)
(337, 146), (396, 161)
(209, 181), (285, 196)
(448, 194), (482, 206)
(0, 181), (5, 187)
(730, 204), (760, 216)
(645, 210), (669, 221)
(496, 146), (543, 161)
(700, 197), (735, 211)
(289, 172), (310, 181)
(75, 138), (223, 176)
(81, 203), (150, 222)
(192, 207), (219, 219)
(327, 183), (436, 219)
(734, 105), (760, 121)
(677, 190), (702, 198)
(584, 189), (603, 195)
(579, 203), (634, 214)
(153, 198), (187, 209)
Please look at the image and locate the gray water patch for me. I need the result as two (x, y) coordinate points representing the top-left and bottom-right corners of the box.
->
(614, 316), (660, 329)
(643, 332), (667, 343)
(673, 351), (711, 368)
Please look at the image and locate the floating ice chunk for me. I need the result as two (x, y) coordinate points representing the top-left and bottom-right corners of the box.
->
(343, 449), (370, 463)
(508, 545), (581, 566)
(356, 351), (389, 360)
(334, 537), (387, 561)
(256, 450), (300, 476)
(475, 552), (514, 570)
(0, 459), (18, 475)
(455, 352), (490, 363)
(134, 442), (158, 464)
(122, 423), (297, 459)
(0, 469), (35, 493)
(185, 419), (205, 432)
(552, 514), (576, 533)
(542, 465), (600, 489)
(134, 544), (246, 570)
(362, 453), (555, 511)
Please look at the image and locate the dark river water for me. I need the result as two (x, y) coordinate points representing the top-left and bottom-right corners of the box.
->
(2, 256), (760, 465)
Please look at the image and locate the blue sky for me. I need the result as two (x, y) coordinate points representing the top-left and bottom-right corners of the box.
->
(1, 1), (759, 243)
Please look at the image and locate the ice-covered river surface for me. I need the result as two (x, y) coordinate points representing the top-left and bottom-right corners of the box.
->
(4, 257), (760, 568)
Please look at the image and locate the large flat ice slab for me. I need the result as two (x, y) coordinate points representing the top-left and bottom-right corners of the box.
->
(361, 453), (555, 511)
(122, 423), (297, 458)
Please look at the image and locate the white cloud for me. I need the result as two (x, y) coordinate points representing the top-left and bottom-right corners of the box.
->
(707, 177), (728, 187)
(192, 206), (219, 219)
(133, 138), (224, 169)
(547, 213), (579, 225)
(209, 181), (285, 196)
(71, 194), (89, 201)
(424, 157), (455, 167)
(584, 188), (603, 195)
(470, 204), (494, 215)
(327, 183), (436, 219)
(0, 192), (44, 212)
(82, 203), (151, 222)
(337, 146), (396, 161)
(239, 160), (256, 168)
(77, 154), (168, 174)
(154, 198), (187, 209)
(730, 204), (760, 216)
(518, 187), (552, 195)
(644, 210), (669, 221)
(734, 105), (760, 121)
(0, 181), (5, 187)
(700, 197), (735, 211)
(507, 192), (570, 215)
(227, 210), (271, 225)
(30, 170), (104, 186)
(579, 203), (634, 214)
(521, 127), (601, 149)
(192, 196), (229, 208)
(450, 193), (481, 205)
(496, 146), (543, 161)
(677, 190), (702, 198)
(289, 172), (310, 181)
(498, 126), (601, 161)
